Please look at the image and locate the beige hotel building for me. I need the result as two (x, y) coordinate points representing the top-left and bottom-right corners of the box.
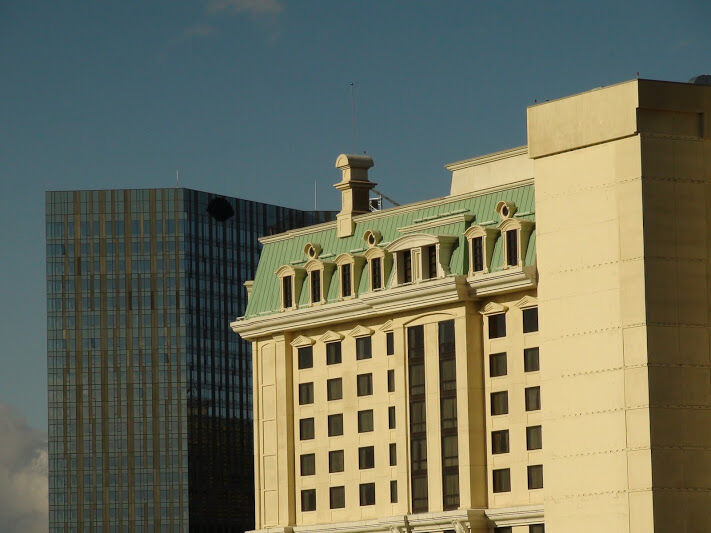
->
(232, 78), (711, 533)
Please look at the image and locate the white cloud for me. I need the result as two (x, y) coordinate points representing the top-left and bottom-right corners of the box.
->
(0, 403), (48, 533)
(207, 0), (284, 16)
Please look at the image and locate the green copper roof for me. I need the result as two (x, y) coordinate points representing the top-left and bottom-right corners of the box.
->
(244, 183), (535, 318)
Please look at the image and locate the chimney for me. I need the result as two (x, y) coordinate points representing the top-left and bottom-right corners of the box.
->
(334, 153), (376, 238)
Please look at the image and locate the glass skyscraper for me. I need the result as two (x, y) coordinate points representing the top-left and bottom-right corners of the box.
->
(46, 188), (333, 532)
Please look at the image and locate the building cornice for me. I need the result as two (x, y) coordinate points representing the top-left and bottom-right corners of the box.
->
(485, 504), (544, 527)
(445, 145), (529, 172)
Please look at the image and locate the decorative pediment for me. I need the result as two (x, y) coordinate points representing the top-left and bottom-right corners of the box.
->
(335, 253), (355, 266)
(464, 224), (498, 239)
(290, 335), (314, 347)
(386, 233), (440, 253)
(347, 325), (374, 338)
(363, 246), (386, 260)
(479, 301), (508, 315)
(275, 264), (304, 277)
(379, 320), (394, 332)
(513, 295), (538, 309)
(318, 330), (344, 343)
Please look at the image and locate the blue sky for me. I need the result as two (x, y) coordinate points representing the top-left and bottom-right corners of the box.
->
(1, 0), (710, 431)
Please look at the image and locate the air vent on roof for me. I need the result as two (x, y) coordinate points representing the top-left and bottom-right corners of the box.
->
(689, 74), (711, 86)
(207, 197), (235, 222)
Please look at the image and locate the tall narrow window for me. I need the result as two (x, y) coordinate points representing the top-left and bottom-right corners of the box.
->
(282, 275), (293, 308)
(387, 369), (395, 392)
(526, 425), (542, 450)
(471, 236), (484, 272)
(408, 324), (428, 512)
(341, 263), (352, 297)
(389, 443), (397, 466)
(506, 230), (518, 266)
(386, 331), (394, 355)
(390, 480), (398, 503)
(371, 257), (382, 290)
(388, 406), (396, 428)
(524, 347), (540, 372)
(438, 320), (459, 510)
(403, 252), (412, 283)
(426, 245), (437, 279)
(310, 270), (321, 303)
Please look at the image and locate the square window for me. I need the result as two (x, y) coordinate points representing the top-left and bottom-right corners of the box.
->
(524, 347), (539, 372)
(329, 486), (345, 509)
(358, 409), (374, 432)
(527, 425), (542, 450)
(329, 450), (344, 473)
(386, 331), (394, 355)
(388, 406), (396, 429)
(298, 382), (314, 405)
(389, 443), (397, 466)
(387, 369), (395, 392)
(358, 446), (374, 469)
(297, 346), (313, 369)
(390, 480), (398, 503)
(359, 482), (375, 506)
(300, 453), (315, 476)
(357, 373), (373, 396)
(492, 468), (511, 493)
(489, 352), (507, 377)
(488, 313), (506, 338)
(328, 414), (343, 437)
(490, 391), (508, 416)
(301, 489), (316, 511)
(300, 418), (314, 440)
(356, 336), (372, 360)
(529, 524), (545, 533)
(523, 307), (538, 333)
(326, 341), (342, 365)
(528, 465), (543, 489)
(491, 430), (509, 454)
(327, 378), (342, 401)
(525, 386), (541, 411)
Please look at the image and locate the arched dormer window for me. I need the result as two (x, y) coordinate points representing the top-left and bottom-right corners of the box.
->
(334, 253), (364, 299)
(463, 225), (498, 277)
(496, 201), (534, 269)
(275, 265), (305, 311)
(386, 233), (457, 285)
(362, 230), (390, 292)
(304, 259), (335, 306)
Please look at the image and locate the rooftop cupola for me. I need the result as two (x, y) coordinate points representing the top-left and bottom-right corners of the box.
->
(334, 153), (376, 237)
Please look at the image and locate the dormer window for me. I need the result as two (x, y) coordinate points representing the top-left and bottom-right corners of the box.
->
(276, 265), (305, 311)
(387, 233), (457, 286)
(310, 270), (321, 303)
(471, 237), (484, 272)
(424, 245), (438, 279)
(282, 275), (293, 308)
(464, 225), (498, 277)
(341, 264), (351, 297)
(334, 253), (363, 299)
(496, 200), (533, 270)
(402, 251), (413, 283)
(505, 229), (518, 267)
(371, 257), (382, 290)
(363, 235), (390, 292)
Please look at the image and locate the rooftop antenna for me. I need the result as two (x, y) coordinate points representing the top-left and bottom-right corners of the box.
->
(314, 179), (317, 210)
(176, 170), (179, 188)
(350, 82), (357, 153)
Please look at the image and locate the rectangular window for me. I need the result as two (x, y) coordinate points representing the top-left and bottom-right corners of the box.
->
(357, 373), (373, 396)
(330, 486), (345, 509)
(523, 307), (538, 333)
(438, 319), (459, 510)
(488, 313), (506, 338)
(426, 245), (437, 279)
(390, 480), (398, 503)
(371, 257), (382, 290)
(525, 386), (541, 411)
(358, 446), (375, 469)
(358, 410), (374, 432)
(359, 483), (375, 506)
(389, 443), (397, 466)
(524, 347), (540, 372)
(491, 430), (509, 454)
(301, 489), (316, 511)
(403, 251), (412, 283)
(341, 264), (352, 297)
(386, 331), (394, 355)
(328, 414), (343, 437)
(527, 425), (543, 450)
(298, 346), (313, 369)
(492, 468), (511, 493)
(411, 476), (428, 513)
(506, 229), (518, 266)
(408, 324), (428, 512)
(491, 391), (508, 416)
(300, 453), (315, 476)
(310, 269), (321, 303)
(326, 341), (342, 365)
(300, 418), (315, 440)
(388, 406), (396, 429)
(356, 336), (372, 360)
(387, 369), (395, 392)
(298, 382), (314, 405)
(471, 236), (484, 272)
(282, 275), (293, 308)
(528, 465), (544, 489)
(329, 450), (344, 473)
(529, 524), (545, 533)
(489, 352), (507, 377)
(327, 378), (342, 401)
(495, 528), (513, 533)
(441, 397), (457, 430)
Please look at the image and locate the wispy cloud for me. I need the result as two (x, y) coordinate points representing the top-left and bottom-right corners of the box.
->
(177, 0), (284, 43)
(207, 0), (284, 16)
(0, 403), (47, 533)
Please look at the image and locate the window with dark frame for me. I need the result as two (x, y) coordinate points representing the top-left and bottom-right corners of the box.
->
(492, 468), (511, 493)
(506, 229), (519, 266)
(387, 369), (395, 392)
(330, 486), (345, 509)
(426, 245), (437, 279)
(341, 263), (352, 298)
(297, 346), (313, 369)
(492, 430), (510, 454)
(488, 313), (506, 338)
(357, 373), (373, 396)
(523, 307), (538, 333)
(282, 275), (293, 308)
(525, 386), (541, 411)
(326, 341), (342, 365)
(298, 382), (314, 405)
(386, 331), (394, 355)
(356, 336), (372, 360)
(471, 236), (484, 272)
(299, 418), (314, 440)
(527, 425), (543, 450)
(301, 489), (316, 511)
(359, 483), (376, 506)
(357, 409), (374, 432)
(491, 391), (508, 415)
(389, 443), (397, 466)
(390, 480), (398, 503)
(328, 414), (343, 437)
(388, 406), (396, 429)
(300, 453), (315, 476)
(529, 524), (545, 533)
(329, 450), (344, 473)
(310, 269), (321, 303)
(327, 378), (342, 401)
(358, 446), (375, 469)
(524, 347), (540, 372)
(494, 528), (513, 533)
(489, 352), (507, 377)
(439, 320), (459, 510)
(528, 465), (544, 489)
(403, 251), (412, 283)
(408, 324), (428, 513)
(371, 257), (382, 290)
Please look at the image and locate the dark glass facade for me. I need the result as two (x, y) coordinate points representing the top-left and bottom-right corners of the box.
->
(46, 188), (332, 532)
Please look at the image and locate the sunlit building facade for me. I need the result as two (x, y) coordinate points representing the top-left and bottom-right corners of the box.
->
(46, 187), (332, 532)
